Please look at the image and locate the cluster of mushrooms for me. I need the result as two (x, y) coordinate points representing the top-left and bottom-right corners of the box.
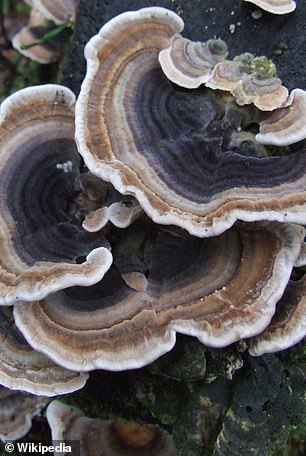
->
(0, 2), (305, 452)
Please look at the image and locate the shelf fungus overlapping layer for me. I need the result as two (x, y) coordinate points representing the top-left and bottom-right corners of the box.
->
(78, 173), (142, 233)
(47, 401), (176, 456)
(12, 8), (68, 64)
(0, 85), (112, 305)
(0, 386), (46, 442)
(243, 0), (296, 15)
(13, 219), (304, 371)
(159, 38), (288, 111)
(75, 7), (306, 237)
(0, 307), (88, 396)
(158, 34), (228, 89)
(248, 277), (306, 356)
(205, 55), (288, 111)
(256, 89), (306, 146)
(25, 0), (78, 25)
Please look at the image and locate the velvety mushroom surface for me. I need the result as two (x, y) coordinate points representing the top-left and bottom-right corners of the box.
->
(0, 85), (112, 305)
(12, 8), (68, 64)
(0, 307), (88, 396)
(256, 89), (306, 146)
(159, 34), (228, 88)
(31, 0), (78, 24)
(206, 54), (288, 111)
(76, 7), (306, 237)
(243, 0), (296, 14)
(248, 276), (306, 355)
(0, 387), (46, 442)
(78, 172), (142, 232)
(13, 219), (304, 371)
(47, 400), (177, 456)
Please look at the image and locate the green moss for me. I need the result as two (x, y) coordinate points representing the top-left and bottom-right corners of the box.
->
(233, 53), (278, 79)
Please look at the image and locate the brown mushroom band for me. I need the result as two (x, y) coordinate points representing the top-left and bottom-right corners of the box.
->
(0, 86), (111, 305)
(47, 400), (176, 456)
(14, 219), (304, 371)
(76, 7), (306, 236)
(0, 307), (88, 396)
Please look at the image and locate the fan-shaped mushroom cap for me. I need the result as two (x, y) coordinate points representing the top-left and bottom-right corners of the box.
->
(0, 387), (46, 442)
(13, 220), (304, 371)
(76, 7), (306, 237)
(77, 173), (142, 232)
(0, 307), (88, 396)
(30, 0), (77, 25)
(206, 55), (288, 111)
(11, 8), (66, 64)
(248, 277), (306, 355)
(243, 0), (296, 14)
(83, 200), (142, 232)
(0, 85), (112, 305)
(47, 401), (176, 456)
(256, 89), (306, 145)
(159, 34), (228, 88)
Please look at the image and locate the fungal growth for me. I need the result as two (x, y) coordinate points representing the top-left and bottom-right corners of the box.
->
(159, 35), (228, 88)
(248, 277), (306, 355)
(26, 0), (78, 24)
(75, 7), (306, 237)
(0, 387), (46, 442)
(13, 219), (304, 371)
(256, 89), (306, 145)
(0, 307), (88, 396)
(0, 85), (112, 305)
(12, 0), (77, 63)
(47, 400), (176, 456)
(206, 54), (288, 111)
(11, 8), (66, 63)
(243, 0), (296, 14)
(78, 173), (142, 232)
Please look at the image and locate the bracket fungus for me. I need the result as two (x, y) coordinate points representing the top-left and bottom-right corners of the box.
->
(12, 8), (69, 64)
(206, 54), (288, 111)
(26, 0), (78, 25)
(13, 219), (304, 371)
(248, 277), (306, 355)
(0, 85), (112, 305)
(0, 306), (88, 396)
(77, 173), (142, 232)
(75, 7), (306, 237)
(243, 0), (296, 14)
(47, 400), (177, 456)
(159, 34), (228, 89)
(0, 387), (46, 442)
(256, 88), (306, 145)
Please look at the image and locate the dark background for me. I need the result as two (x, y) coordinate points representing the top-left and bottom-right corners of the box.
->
(62, 0), (306, 94)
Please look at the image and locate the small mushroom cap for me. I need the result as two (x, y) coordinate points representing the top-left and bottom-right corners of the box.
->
(30, 0), (77, 24)
(243, 0), (296, 14)
(0, 85), (112, 305)
(76, 172), (143, 232)
(159, 34), (228, 89)
(47, 401), (176, 456)
(0, 307), (88, 396)
(83, 200), (142, 232)
(11, 8), (67, 64)
(207, 56), (288, 111)
(256, 89), (306, 145)
(76, 8), (306, 237)
(0, 387), (46, 442)
(13, 221), (304, 371)
(248, 277), (306, 355)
